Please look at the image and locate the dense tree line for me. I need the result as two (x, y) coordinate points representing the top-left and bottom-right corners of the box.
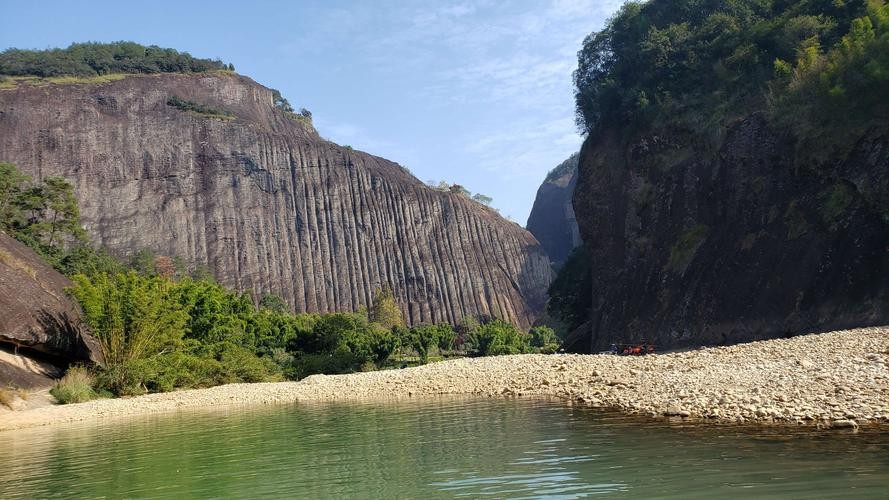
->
(0, 42), (231, 77)
(1, 163), (559, 402)
(574, 0), (889, 151)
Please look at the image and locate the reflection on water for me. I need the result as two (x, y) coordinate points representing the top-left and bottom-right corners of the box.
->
(1, 397), (887, 498)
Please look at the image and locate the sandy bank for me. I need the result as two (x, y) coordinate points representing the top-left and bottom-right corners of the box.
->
(1, 327), (887, 432)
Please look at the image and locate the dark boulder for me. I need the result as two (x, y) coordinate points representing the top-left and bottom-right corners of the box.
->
(0, 231), (102, 364)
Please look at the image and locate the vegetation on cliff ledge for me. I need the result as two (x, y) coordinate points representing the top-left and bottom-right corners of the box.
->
(543, 152), (579, 183)
(0, 41), (231, 78)
(167, 95), (235, 121)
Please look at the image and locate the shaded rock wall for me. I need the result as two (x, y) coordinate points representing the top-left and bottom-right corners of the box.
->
(0, 74), (552, 328)
(526, 153), (582, 265)
(569, 114), (889, 352)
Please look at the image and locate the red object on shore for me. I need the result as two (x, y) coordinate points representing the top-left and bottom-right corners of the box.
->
(618, 343), (655, 356)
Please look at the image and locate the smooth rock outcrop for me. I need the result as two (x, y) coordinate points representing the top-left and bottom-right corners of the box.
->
(0, 73), (552, 328)
(2, 327), (886, 431)
(0, 232), (101, 363)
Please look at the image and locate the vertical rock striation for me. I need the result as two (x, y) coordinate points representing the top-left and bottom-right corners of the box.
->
(0, 73), (552, 328)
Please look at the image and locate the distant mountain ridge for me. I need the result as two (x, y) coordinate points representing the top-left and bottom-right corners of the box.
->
(526, 153), (582, 266)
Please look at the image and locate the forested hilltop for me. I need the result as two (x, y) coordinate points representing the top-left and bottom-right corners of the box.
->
(0, 41), (231, 77)
(575, 0), (888, 151)
(557, 0), (889, 352)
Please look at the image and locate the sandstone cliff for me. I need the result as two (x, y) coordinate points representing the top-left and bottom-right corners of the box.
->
(0, 231), (101, 363)
(0, 73), (552, 328)
(568, 114), (889, 352)
(526, 153), (582, 265)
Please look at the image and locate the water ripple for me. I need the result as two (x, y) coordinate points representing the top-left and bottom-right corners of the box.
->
(0, 397), (887, 498)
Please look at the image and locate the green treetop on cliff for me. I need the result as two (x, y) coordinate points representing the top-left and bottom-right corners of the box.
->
(0, 41), (231, 77)
(574, 0), (889, 149)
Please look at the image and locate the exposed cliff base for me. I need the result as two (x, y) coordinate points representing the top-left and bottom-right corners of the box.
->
(568, 114), (889, 352)
(0, 73), (552, 328)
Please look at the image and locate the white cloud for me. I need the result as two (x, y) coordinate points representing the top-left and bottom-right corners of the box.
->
(274, 0), (622, 220)
(466, 116), (582, 180)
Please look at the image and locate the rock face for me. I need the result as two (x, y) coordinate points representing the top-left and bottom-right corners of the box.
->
(0, 73), (552, 328)
(0, 232), (102, 363)
(526, 153), (582, 265)
(568, 114), (889, 352)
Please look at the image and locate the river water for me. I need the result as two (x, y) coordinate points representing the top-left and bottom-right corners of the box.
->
(1, 397), (887, 498)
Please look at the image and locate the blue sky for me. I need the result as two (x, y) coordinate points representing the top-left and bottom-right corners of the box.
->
(1, 0), (622, 223)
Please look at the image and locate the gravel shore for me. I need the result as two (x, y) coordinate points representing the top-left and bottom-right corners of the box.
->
(1, 327), (887, 432)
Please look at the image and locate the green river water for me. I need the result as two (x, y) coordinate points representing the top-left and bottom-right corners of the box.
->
(1, 397), (887, 498)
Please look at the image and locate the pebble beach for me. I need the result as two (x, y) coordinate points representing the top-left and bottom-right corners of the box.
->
(1, 326), (887, 432)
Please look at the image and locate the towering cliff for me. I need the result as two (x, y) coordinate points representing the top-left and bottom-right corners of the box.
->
(0, 73), (552, 328)
(526, 153), (582, 266)
(568, 116), (889, 352)
(564, 0), (889, 352)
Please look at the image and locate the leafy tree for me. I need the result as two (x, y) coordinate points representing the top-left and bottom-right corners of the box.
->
(544, 153), (580, 183)
(129, 249), (157, 276)
(154, 255), (177, 279)
(771, 0), (889, 152)
(573, 0), (886, 149)
(259, 293), (288, 313)
(436, 324), (457, 352)
(0, 162), (30, 227)
(286, 312), (396, 375)
(455, 315), (480, 351)
(406, 324), (454, 364)
(450, 184), (471, 196)
(21, 176), (84, 247)
(472, 193), (493, 205)
(57, 245), (125, 277)
(0, 163), (86, 264)
(368, 286), (404, 329)
(529, 326), (560, 353)
(68, 272), (189, 369)
(271, 89), (294, 113)
(167, 96), (234, 119)
(470, 319), (531, 356)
